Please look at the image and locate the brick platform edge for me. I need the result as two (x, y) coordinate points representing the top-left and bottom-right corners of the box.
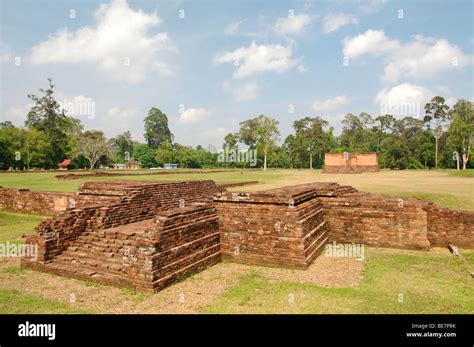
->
(16, 180), (474, 292)
(22, 203), (220, 292)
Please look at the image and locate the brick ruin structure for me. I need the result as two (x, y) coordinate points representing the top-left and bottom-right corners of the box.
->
(7, 180), (471, 292)
(322, 152), (379, 173)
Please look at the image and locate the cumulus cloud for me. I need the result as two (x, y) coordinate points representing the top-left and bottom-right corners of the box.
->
(214, 41), (300, 78)
(323, 14), (358, 33)
(312, 95), (351, 112)
(273, 14), (312, 36)
(179, 108), (210, 124)
(343, 30), (471, 82)
(383, 36), (472, 82)
(343, 29), (400, 58)
(29, 0), (175, 83)
(0, 44), (13, 64)
(231, 82), (258, 101)
(375, 83), (432, 118)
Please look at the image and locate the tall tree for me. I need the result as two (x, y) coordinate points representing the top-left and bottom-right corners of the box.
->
(110, 131), (134, 162)
(144, 108), (173, 149)
(292, 117), (329, 169)
(255, 115), (280, 171)
(447, 99), (473, 170)
(25, 78), (82, 166)
(424, 96), (450, 168)
(238, 118), (260, 150)
(75, 130), (112, 169)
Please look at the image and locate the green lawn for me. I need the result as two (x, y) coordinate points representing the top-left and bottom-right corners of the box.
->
(0, 288), (86, 313)
(0, 211), (45, 244)
(203, 249), (474, 314)
(0, 169), (472, 209)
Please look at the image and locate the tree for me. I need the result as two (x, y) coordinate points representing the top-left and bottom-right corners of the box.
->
(155, 140), (175, 166)
(110, 131), (134, 163)
(419, 129), (435, 168)
(23, 129), (53, 169)
(424, 96), (450, 168)
(25, 79), (82, 167)
(341, 113), (365, 150)
(447, 99), (473, 170)
(0, 126), (25, 169)
(144, 108), (173, 149)
(255, 115), (280, 171)
(292, 117), (329, 169)
(238, 118), (259, 149)
(75, 130), (112, 169)
(133, 144), (157, 168)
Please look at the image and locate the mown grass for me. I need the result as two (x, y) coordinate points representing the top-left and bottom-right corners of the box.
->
(203, 249), (474, 314)
(0, 211), (45, 244)
(0, 169), (473, 209)
(0, 288), (86, 313)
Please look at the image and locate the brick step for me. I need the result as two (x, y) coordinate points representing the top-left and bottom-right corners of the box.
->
(41, 261), (144, 289)
(55, 254), (124, 274)
(71, 240), (125, 253)
(74, 235), (134, 246)
(59, 250), (124, 269)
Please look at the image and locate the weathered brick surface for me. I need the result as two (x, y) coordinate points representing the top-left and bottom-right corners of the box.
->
(319, 193), (431, 249)
(426, 207), (474, 248)
(21, 181), (221, 292)
(23, 180), (219, 262)
(0, 188), (76, 215)
(16, 178), (474, 292)
(322, 152), (379, 173)
(214, 183), (332, 269)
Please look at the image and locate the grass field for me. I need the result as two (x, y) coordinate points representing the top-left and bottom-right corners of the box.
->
(0, 168), (472, 313)
(0, 169), (473, 209)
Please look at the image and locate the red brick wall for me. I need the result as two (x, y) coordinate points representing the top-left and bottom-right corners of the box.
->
(426, 207), (474, 248)
(215, 184), (330, 269)
(319, 194), (431, 249)
(0, 188), (76, 215)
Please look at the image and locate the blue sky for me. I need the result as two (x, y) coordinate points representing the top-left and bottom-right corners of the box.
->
(1, 0), (472, 148)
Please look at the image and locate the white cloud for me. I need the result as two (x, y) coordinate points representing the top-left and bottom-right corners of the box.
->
(343, 30), (400, 59)
(382, 36), (472, 83)
(29, 0), (175, 83)
(5, 104), (32, 126)
(343, 30), (471, 82)
(312, 95), (351, 112)
(101, 106), (140, 134)
(232, 82), (258, 101)
(214, 41), (300, 78)
(226, 20), (245, 35)
(273, 14), (312, 36)
(375, 83), (432, 117)
(323, 14), (358, 33)
(0, 44), (13, 64)
(179, 108), (210, 124)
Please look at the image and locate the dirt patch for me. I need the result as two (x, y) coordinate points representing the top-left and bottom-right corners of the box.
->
(0, 253), (365, 313)
(254, 255), (364, 288)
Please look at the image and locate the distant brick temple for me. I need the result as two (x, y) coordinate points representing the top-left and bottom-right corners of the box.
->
(322, 152), (379, 173)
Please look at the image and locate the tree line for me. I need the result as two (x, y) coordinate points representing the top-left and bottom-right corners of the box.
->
(0, 79), (472, 170)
